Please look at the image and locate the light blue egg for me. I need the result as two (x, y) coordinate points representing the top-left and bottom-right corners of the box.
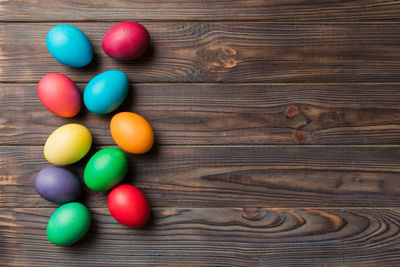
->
(84, 70), (129, 114)
(46, 24), (93, 67)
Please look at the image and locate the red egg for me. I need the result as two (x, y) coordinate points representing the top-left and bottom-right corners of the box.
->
(38, 73), (81, 117)
(108, 184), (150, 227)
(102, 21), (149, 61)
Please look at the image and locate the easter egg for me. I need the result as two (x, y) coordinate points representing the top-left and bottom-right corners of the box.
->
(37, 73), (81, 117)
(44, 124), (92, 166)
(84, 147), (128, 192)
(108, 184), (150, 227)
(83, 70), (129, 114)
(35, 166), (82, 204)
(102, 21), (149, 61)
(47, 202), (91, 246)
(46, 24), (93, 67)
(110, 112), (154, 154)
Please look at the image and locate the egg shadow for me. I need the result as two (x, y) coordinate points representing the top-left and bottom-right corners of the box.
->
(112, 81), (136, 115)
(122, 131), (161, 184)
(139, 132), (161, 160)
(60, 49), (104, 86)
(74, 181), (93, 206)
(80, 49), (104, 75)
(121, 158), (136, 186)
(139, 208), (156, 230)
(72, 97), (90, 122)
(115, 44), (155, 68)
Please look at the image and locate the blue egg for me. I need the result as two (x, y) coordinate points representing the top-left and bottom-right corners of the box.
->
(84, 70), (129, 114)
(46, 24), (93, 67)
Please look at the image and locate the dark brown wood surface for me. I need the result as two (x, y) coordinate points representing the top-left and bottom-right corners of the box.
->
(3, 83), (400, 145)
(2, 145), (400, 208)
(2, 23), (400, 83)
(1, 0), (400, 266)
(2, 0), (400, 22)
(2, 207), (400, 266)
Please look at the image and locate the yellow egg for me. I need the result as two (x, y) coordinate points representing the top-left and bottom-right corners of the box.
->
(44, 124), (92, 166)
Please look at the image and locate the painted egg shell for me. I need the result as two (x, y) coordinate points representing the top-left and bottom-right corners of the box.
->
(35, 166), (82, 204)
(46, 24), (93, 67)
(108, 184), (150, 227)
(84, 147), (128, 192)
(102, 21), (149, 61)
(47, 202), (91, 246)
(44, 124), (92, 166)
(110, 112), (154, 154)
(83, 70), (129, 114)
(38, 73), (81, 117)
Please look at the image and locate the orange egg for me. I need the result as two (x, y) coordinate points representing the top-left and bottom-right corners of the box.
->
(110, 112), (154, 154)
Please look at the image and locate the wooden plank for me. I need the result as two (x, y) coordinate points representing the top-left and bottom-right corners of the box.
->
(3, 83), (400, 145)
(2, 145), (400, 208)
(2, 0), (400, 22)
(2, 22), (400, 83)
(1, 207), (400, 266)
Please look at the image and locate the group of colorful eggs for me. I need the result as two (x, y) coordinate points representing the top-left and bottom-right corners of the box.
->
(35, 22), (152, 246)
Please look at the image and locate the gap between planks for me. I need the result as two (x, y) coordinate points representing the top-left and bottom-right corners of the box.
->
(3, 82), (400, 85)
(3, 20), (400, 24)
(3, 144), (400, 148)
(2, 207), (400, 210)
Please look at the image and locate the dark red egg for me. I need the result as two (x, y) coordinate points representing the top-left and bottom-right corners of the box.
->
(102, 21), (149, 61)
(38, 73), (81, 117)
(108, 184), (150, 227)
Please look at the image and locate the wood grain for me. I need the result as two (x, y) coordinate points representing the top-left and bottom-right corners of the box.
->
(2, 0), (400, 22)
(1, 207), (400, 266)
(2, 1), (400, 265)
(2, 22), (400, 83)
(3, 83), (400, 145)
(3, 145), (400, 208)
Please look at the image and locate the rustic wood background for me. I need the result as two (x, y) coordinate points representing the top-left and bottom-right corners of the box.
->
(1, 0), (400, 266)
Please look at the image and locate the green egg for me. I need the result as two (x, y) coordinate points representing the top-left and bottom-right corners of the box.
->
(47, 202), (91, 246)
(84, 147), (128, 191)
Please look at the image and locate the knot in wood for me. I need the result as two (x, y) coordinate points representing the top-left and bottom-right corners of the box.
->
(285, 105), (299, 118)
(294, 130), (307, 144)
(241, 208), (267, 221)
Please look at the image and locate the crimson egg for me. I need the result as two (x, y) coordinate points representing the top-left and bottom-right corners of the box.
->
(102, 21), (149, 61)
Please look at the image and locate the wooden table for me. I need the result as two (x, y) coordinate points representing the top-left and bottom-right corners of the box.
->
(2, 1), (400, 266)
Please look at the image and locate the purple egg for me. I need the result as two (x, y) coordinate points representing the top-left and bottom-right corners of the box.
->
(35, 166), (82, 204)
